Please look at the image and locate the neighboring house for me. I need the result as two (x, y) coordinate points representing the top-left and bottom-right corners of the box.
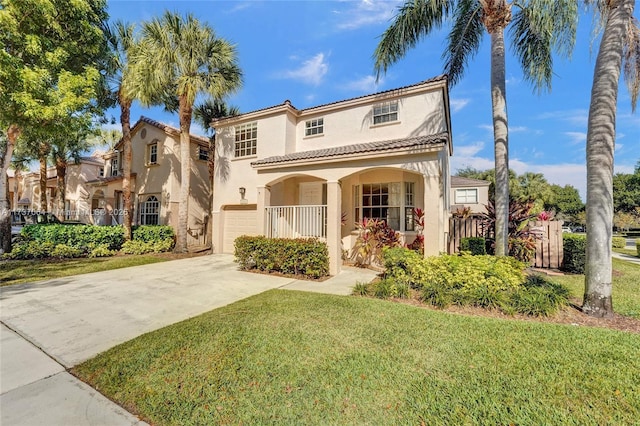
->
(7, 157), (104, 222)
(450, 176), (490, 214)
(211, 76), (454, 275)
(87, 116), (211, 248)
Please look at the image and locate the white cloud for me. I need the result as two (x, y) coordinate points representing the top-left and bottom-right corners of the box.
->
(279, 53), (329, 86)
(509, 126), (528, 133)
(506, 75), (520, 86)
(455, 142), (484, 157)
(450, 98), (470, 113)
(536, 109), (588, 126)
(343, 75), (383, 93)
(334, 0), (401, 30)
(564, 131), (586, 145)
(478, 124), (493, 132)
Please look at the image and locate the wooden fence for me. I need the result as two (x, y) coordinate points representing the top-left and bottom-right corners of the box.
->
(448, 217), (563, 269)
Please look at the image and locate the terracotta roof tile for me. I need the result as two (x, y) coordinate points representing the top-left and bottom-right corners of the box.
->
(252, 133), (448, 166)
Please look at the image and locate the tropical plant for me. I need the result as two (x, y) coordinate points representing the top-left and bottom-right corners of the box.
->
(374, 0), (578, 257)
(481, 197), (539, 261)
(406, 207), (425, 252)
(583, 0), (639, 317)
(131, 12), (243, 252)
(103, 20), (139, 240)
(350, 218), (402, 266)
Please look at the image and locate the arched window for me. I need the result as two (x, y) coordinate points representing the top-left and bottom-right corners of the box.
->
(140, 195), (159, 225)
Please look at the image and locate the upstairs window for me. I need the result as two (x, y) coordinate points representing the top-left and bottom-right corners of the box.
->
(111, 157), (119, 176)
(455, 188), (478, 204)
(373, 101), (398, 125)
(147, 142), (158, 165)
(234, 122), (257, 158)
(198, 145), (209, 161)
(305, 118), (324, 136)
(99, 167), (104, 177)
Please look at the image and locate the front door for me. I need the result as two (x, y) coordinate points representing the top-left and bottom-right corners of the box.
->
(299, 182), (323, 205)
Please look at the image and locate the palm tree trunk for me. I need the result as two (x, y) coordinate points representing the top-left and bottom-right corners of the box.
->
(0, 124), (20, 254)
(55, 157), (66, 219)
(176, 95), (193, 253)
(490, 28), (509, 256)
(39, 149), (49, 212)
(583, 0), (634, 318)
(120, 97), (133, 240)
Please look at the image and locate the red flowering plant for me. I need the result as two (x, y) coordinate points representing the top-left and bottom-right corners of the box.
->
(350, 217), (401, 267)
(406, 208), (425, 252)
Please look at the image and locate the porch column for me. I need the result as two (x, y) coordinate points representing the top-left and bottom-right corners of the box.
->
(423, 174), (445, 257)
(327, 181), (342, 275)
(256, 185), (270, 236)
(211, 209), (222, 253)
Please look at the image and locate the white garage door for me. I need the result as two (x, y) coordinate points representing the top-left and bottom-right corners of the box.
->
(222, 206), (258, 253)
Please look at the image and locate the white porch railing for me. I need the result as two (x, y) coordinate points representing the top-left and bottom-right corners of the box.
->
(265, 205), (327, 239)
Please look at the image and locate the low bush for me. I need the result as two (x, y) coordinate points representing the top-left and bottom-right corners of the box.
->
(50, 244), (83, 259)
(235, 236), (329, 279)
(563, 234), (586, 273)
(3, 241), (55, 259)
(612, 236), (626, 248)
(132, 225), (175, 243)
(459, 237), (486, 255)
(121, 238), (174, 255)
(88, 244), (117, 258)
(350, 218), (401, 267)
(19, 224), (125, 251)
(376, 248), (568, 316)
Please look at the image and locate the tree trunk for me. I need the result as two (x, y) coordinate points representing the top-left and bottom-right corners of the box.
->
(0, 124), (20, 255)
(55, 157), (66, 219)
(120, 97), (133, 240)
(583, 0), (634, 318)
(176, 95), (193, 253)
(490, 29), (509, 256)
(39, 148), (49, 212)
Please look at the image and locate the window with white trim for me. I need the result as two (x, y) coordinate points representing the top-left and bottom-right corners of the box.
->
(99, 167), (104, 177)
(455, 188), (478, 204)
(198, 145), (209, 161)
(234, 122), (257, 158)
(305, 118), (324, 136)
(372, 101), (398, 125)
(111, 157), (119, 176)
(404, 182), (416, 231)
(147, 142), (158, 165)
(139, 195), (159, 225)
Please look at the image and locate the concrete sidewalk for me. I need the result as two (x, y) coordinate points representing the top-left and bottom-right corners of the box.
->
(0, 254), (376, 425)
(612, 251), (640, 265)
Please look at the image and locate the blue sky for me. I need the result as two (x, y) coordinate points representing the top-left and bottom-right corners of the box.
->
(106, 0), (639, 200)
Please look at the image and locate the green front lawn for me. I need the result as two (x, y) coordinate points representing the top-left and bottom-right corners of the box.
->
(549, 258), (640, 318)
(0, 254), (181, 286)
(75, 290), (640, 425)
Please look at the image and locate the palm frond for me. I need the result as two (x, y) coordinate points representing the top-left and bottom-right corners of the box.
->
(373, 0), (453, 79)
(444, 0), (484, 86)
(623, 16), (640, 111)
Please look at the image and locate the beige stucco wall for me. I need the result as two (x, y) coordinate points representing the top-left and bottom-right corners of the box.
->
(450, 184), (489, 213)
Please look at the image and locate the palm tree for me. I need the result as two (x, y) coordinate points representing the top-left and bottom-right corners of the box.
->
(583, 0), (639, 317)
(132, 12), (242, 252)
(374, 0), (578, 256)
(104, 21), (137, 240)
(194, 98), (240, 248)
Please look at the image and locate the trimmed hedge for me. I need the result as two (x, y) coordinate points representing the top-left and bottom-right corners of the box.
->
(132, 225), (175, 243)
(19, 224), (125, 251)
(235, 236), (329, 279)
(612, 236), (626, 248)
(459, 237), (486, 255)
(563, 234), (586, 274)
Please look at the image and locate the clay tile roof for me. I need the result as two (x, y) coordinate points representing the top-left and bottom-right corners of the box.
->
(137, 116), (210, 144)
(451, 176), (491, 187)
(252, 132), (448, 167)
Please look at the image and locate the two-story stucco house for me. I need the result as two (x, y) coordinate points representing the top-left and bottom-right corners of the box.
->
(211, 76), (454, 275)
(88, 116), (212, 248)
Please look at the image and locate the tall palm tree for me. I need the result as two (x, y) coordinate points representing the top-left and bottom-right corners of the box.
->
(374, 0), (578, 256)
(194, 98), (240, 248)
(104, 21), (137, 240)
(132, 12), (242, 252)
(583, 0), (639, 317)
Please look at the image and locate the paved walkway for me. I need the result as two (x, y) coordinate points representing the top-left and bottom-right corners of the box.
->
(0, 254), (377, 425)
(612, 251), (640, 265)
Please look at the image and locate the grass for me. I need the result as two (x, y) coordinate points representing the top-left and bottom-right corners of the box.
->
(75, 290), (640, 425)
(549, 258), (640, 318)
(0, 254), (174, 286)
(613, 247), (639, 257)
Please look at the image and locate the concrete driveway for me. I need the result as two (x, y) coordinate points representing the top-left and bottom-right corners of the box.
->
(0, 254), (298, 425)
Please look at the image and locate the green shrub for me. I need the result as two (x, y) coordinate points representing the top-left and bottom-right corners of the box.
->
(371, 279), (409, 299)
(89, 244), (117, 258)
(350, 218), (402, 266)
(352, 282), (371, 296)
(132, 225), (175, 243)
(612, 236), (626, 248)
(563, 234), (586, 273)
(4, 241), (55, 259)
(234, 236), (329, 279)
(121, 238), (174, 255)
(637, 239), (640, 256)
(420, 283), (453, 308)
(51, 244), (83, 259)
(459, 237), (486, 255)
(20, 224), (125, 251)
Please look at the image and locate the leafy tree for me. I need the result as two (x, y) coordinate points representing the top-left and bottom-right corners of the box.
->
(374, 0), (578, 256)
(131, 12), (242, 252)
(0, 0), (109, 253)
(544, 184), (584, 222)
(583, 0), (639, 317)
(613, 161), (640, 213)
